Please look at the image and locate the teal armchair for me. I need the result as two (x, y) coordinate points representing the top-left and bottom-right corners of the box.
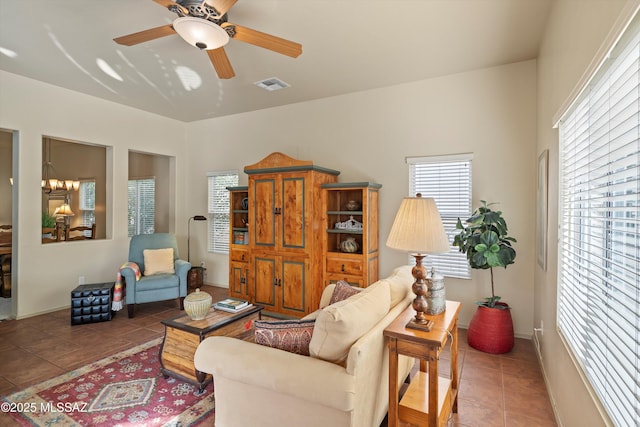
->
(121, 233), (191, 318)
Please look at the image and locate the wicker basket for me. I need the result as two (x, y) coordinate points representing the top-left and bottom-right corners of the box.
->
(467, 302), (514, 354)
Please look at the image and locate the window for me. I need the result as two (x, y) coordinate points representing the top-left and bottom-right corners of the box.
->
(208, 171), (239, 254)
(408, 154), (472, 278)
(78, 180), (95, 230)
(558, 17), (640, 427)
(128, 177), (155, 237)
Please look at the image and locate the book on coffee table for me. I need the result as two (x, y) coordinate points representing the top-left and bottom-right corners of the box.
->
(214, 298), (249, 311)
(214, 303), (254, 313)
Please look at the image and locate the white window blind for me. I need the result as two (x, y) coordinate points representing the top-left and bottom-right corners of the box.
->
(127, 177), (155, 237)
(558, 16), (640, 427)
(408, 154), (472, 278)
(79, 180), (95, 233)
(207, 171), (239, 254)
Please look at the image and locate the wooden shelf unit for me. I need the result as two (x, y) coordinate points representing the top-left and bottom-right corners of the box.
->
(227, 154), (383, 317)
(243, 153), (339, 316)
(227, 186), (250, 301)
(322, 182), (381, 289)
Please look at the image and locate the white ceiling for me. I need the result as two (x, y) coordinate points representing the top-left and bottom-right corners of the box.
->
(0, 0), (553, 122)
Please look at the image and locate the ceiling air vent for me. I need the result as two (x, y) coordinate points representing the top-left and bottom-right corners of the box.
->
(254, 77), (290, 91)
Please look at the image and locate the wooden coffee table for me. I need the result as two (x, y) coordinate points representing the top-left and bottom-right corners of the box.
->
(159, 304), (263, 392)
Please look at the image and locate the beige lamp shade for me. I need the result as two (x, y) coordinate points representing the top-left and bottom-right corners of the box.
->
(55, 203), (75, 217)
(386, 195), (450, 254)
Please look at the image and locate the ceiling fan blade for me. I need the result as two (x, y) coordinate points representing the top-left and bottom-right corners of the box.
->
(153, 0), (189, 15)
(206, 0), (238, 17)
(223, 23), (302, 58)
(207, 47), (235, 79)
(114, 24), (176, 46)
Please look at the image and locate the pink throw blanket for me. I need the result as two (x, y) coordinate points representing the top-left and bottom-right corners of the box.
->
(112, 262), (140, 311)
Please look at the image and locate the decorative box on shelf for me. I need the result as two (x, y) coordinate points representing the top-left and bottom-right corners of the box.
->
(70, 282), (114, 325)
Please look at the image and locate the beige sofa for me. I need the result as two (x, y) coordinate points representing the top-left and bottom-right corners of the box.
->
(194, 265), (416, 427)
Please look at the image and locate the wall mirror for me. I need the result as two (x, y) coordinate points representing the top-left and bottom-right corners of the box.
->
(42, 136), (107, 243)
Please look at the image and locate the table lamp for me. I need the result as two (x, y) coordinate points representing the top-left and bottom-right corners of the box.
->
(386, 194), (450, 330)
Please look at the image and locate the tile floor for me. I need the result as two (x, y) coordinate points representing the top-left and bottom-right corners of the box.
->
(0, 285), (556, 426)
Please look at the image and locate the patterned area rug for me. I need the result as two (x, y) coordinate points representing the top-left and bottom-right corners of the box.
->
(3, 338), (214, 426)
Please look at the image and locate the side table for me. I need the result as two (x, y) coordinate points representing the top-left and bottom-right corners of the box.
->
(187, 266), (205, 292)
(384, 300), (461, 427)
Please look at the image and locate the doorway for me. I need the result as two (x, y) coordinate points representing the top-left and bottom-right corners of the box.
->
(0, 129), (15, 320)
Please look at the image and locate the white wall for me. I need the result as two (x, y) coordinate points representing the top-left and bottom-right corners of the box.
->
(187, 60), (538, 337)
(0, 70), (188, 318)
(536, 0), (636, 426)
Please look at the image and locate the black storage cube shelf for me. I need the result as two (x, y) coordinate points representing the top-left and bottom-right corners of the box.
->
(70, 282), (114, 325)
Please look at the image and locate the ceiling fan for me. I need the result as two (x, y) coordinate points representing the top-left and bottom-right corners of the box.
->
(114, 0), (302, 79)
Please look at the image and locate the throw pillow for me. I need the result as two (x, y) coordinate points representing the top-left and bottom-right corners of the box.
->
(254, 319), (315, 356)
(309, 280), (390, 364)
(143, 248), (175, 276)
(328, 280), (361, 305)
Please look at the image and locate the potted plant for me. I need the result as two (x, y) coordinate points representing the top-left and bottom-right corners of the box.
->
(453, 200), (517, 354)
(42, 211), (56, 228)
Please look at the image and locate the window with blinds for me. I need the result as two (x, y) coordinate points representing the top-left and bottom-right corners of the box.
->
(558, 15), (640, 427)
(127, 178), (155, 237)
(79, 180), (95, 232)
(207, 171), (239, 254)
(408, 154), (472, 278)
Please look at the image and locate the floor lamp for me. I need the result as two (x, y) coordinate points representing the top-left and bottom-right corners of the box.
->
(188, 215), (207, 263)
(386, 194), (450, 330)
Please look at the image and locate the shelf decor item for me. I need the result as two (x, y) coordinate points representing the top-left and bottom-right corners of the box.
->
(386, 194), (450, 330)
(184, 288), (212, 321)
(335, 215), (363, 230)
(340, 237), (359, 253)
(345, 199), (360, 211)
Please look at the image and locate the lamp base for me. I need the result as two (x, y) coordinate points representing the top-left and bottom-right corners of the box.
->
(406, 318), (434, 332)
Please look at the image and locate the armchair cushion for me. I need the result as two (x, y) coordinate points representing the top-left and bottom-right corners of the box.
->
(254, 319), (315, 356)
(143, 248), (175, 276)
(309, 280), (390, 364)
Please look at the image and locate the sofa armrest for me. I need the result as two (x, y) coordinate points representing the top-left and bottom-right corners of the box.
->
(195, 336), (356, 411)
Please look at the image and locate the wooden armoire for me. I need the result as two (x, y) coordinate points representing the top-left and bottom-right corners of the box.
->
(228, 152), (380, 317)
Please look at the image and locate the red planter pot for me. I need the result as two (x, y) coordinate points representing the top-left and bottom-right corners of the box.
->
(467, 302), (514, 354)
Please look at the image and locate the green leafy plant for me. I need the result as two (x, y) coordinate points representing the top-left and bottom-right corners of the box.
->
(453, 201), (517, 309)
(42, 211), (56, 228)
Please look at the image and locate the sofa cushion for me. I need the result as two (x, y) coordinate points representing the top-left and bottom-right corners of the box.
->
(142, 248), (175, 276)
(309, 280), (390, 364)
(254, 319), (315, 356)
(328, 280), (361, 305)
(385, 265), (414, 307)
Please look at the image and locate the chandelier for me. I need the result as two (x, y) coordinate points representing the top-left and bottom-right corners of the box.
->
(42, 138), (79, 194)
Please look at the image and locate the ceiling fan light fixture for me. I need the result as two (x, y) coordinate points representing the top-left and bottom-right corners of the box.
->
(173, 16), (229, 50)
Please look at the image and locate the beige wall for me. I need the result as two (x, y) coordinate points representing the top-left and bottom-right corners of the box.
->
(536, 0), (637, 426)
(187, 60), (538, 338)
(0, 70), (188, 318)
